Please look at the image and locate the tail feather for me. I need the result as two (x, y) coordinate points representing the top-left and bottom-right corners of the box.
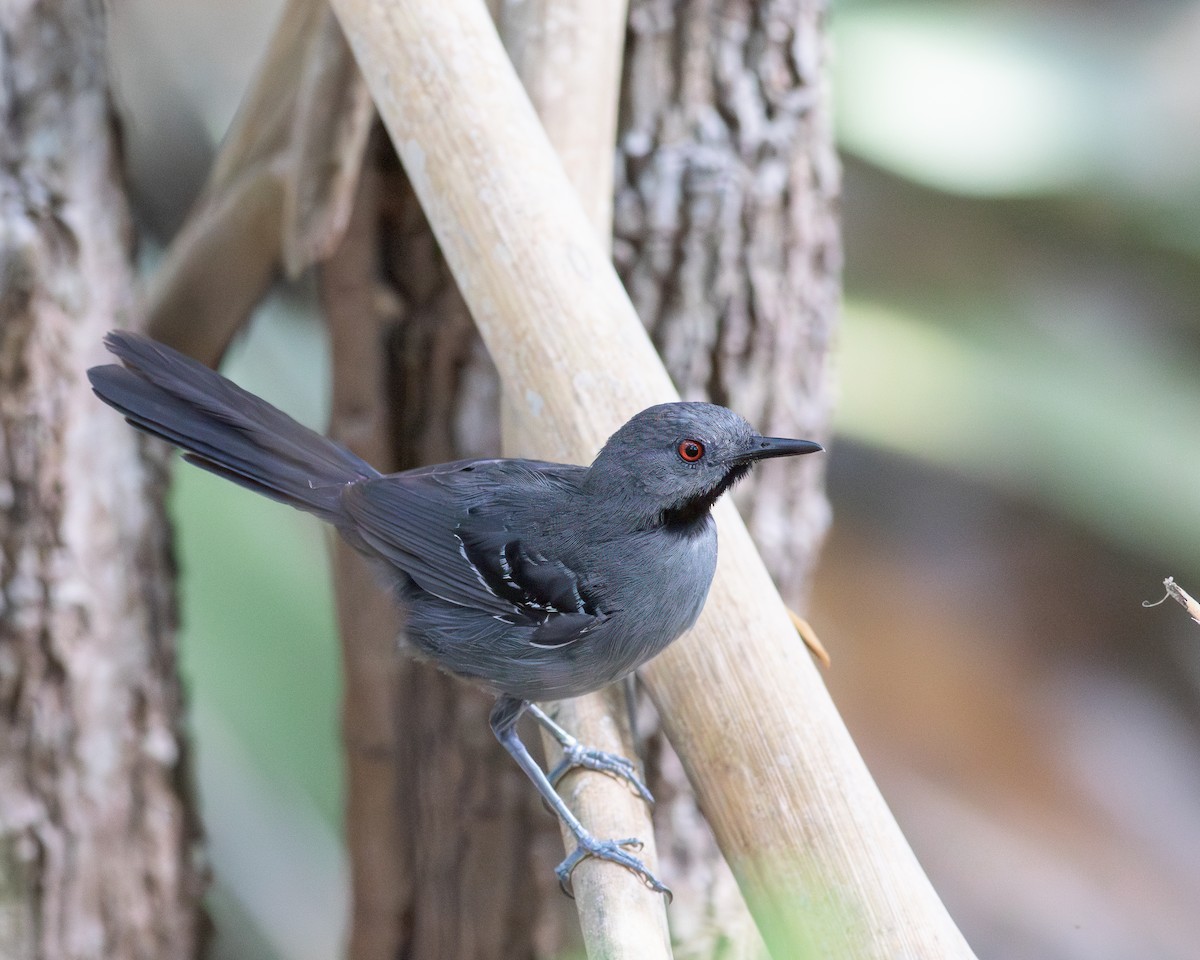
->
(89, 331), (378, 522)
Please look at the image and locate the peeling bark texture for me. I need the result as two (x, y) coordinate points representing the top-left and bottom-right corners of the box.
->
(0, 2), (206, 960)
(616, 0), (840, 598)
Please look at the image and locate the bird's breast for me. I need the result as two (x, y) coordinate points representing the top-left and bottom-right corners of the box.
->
(594, 518), (718, 666)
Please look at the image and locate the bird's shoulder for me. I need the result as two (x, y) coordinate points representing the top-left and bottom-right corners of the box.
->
(346, 456), (586, 533)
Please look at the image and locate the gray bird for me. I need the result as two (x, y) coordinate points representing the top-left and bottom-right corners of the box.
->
(88, 331), (823, 895)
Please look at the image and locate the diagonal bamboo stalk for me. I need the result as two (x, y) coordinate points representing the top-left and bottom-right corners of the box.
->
(326, 0), (980, 955)
(494, 2), (672, 956)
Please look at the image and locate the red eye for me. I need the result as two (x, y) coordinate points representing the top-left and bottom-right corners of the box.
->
(678, 439), (705, 462)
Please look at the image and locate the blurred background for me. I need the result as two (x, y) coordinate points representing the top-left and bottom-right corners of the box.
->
(107, 0), (1200, 957)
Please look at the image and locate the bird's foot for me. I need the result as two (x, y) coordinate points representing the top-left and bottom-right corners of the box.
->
(548, 742), (655, 806)
(555, 833), (672, 901)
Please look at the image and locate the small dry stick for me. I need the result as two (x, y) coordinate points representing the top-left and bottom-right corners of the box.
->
(1144, 577), (1200, 627)
(788, 610), (832, 668)
(144, 0), (372, 366)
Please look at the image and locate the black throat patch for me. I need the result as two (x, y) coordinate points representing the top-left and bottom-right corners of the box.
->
(656, 462), (753, 530)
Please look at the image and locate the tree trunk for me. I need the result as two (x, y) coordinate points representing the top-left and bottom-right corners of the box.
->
(0, 3), (207, 959)
(616, 0), (839, 593)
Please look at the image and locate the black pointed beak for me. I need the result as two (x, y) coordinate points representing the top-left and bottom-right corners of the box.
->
(740, 436), (824, 463)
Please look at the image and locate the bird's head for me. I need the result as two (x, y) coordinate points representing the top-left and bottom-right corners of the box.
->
(586, 402), (823, 529)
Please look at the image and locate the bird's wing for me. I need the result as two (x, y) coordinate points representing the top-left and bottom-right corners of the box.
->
(341, 462), (604, 647)
(454, 525), (604, 647)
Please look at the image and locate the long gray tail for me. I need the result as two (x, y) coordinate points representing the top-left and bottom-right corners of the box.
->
(88, 331), (379, 523)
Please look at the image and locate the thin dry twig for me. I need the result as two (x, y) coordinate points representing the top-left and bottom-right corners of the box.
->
(788, 609), (832, 668)
(495, 1), (672, 955)
(1144, 577), (1200, 627)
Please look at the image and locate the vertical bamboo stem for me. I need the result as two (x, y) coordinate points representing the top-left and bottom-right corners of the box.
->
(496, 7), (672, 956)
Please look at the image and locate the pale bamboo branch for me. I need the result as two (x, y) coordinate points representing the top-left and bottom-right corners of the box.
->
(496, 0), (622, 239)
(327, 0), (978, 955)
(145, 0), (371, 365)
(494, 2), (672, 956)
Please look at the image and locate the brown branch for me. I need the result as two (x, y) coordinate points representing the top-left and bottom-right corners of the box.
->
(327, 0), (978, 955)
(319, 153), (413, 960)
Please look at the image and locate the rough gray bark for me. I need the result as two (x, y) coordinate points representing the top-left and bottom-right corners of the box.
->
(616, 0), (838, 595)
(616, 0), (840, 951)
(0, 2), (207, 959)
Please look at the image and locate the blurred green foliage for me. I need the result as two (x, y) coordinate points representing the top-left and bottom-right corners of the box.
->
(169, 306), (346, 960)
(833, 0), (1200, 581)
(173, 458), (340, 824)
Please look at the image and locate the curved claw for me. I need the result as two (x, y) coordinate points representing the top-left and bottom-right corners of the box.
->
(555, 834), (672, 901)
(548, 743), (656, 807)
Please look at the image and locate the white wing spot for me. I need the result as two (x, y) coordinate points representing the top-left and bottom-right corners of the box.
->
(457, 534), (500, 598)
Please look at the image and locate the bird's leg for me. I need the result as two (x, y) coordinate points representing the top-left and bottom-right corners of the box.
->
(525, 702), (654, 806)
(489, 695), (670, 898)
